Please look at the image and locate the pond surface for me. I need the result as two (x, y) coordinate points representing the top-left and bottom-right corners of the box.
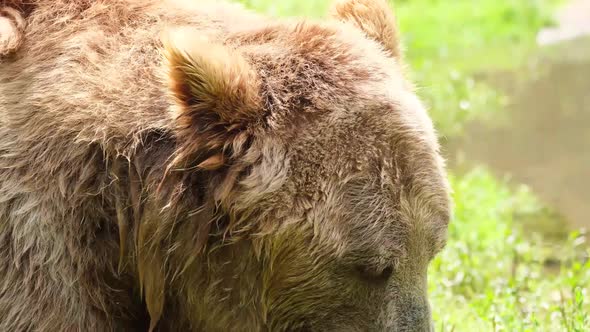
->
(445, 37), (590, 236)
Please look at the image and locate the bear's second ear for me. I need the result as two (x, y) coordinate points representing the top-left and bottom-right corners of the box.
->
(163, 33), (263, 169)
(330, 0), (401, 58)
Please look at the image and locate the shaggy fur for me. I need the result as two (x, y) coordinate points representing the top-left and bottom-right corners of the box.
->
(0, 0), (450, 331)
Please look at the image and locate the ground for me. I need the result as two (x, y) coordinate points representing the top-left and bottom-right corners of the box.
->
(235, 0), (590, 331)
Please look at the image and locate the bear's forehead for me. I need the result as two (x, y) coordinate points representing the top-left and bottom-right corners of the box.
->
(233, 20), (450, 238)
(340, 173), (449, 259)
(287, 110), (450, 227)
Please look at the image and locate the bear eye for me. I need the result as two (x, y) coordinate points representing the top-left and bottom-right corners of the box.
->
(354, 264), (394, 284)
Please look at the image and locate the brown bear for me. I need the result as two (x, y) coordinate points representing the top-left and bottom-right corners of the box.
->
(0, 0), (451, 331)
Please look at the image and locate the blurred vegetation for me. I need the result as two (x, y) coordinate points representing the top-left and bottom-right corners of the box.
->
(235, 0), (589, 330)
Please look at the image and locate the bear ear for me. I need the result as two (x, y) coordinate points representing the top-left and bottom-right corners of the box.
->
(330, 0), (402, 58)
(163, 32), (263, 169)
(0, 6), (26, 56)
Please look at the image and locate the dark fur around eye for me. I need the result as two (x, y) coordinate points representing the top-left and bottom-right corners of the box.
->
(354, 264), (394, 284)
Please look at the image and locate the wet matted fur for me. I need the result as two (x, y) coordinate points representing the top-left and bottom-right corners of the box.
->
(0, 0), (451, 331)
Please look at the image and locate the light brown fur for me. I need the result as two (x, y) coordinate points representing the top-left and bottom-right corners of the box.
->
(0, 0), (450, 331)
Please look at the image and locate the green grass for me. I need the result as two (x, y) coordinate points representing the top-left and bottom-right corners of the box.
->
(431, 169), (589, 331)
(234, 0), (589, 330)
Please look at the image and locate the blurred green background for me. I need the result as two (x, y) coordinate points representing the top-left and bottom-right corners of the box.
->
(234, 0), (590, 330)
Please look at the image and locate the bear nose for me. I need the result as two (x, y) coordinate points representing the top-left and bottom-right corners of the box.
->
(396, 303), (432, 332)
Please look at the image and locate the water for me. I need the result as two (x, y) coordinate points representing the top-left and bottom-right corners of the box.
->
(446, 37), (590, 236)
